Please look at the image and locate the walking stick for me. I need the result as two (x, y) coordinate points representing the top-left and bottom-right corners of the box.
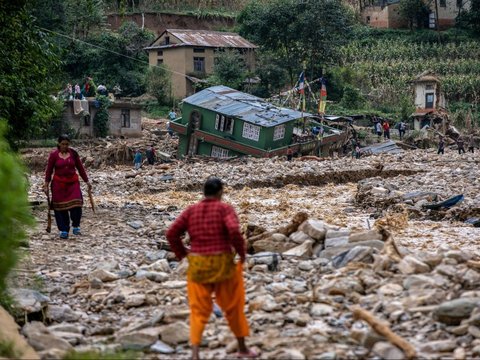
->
(88, 188), (96, 214)
(46, 190), (52, 233)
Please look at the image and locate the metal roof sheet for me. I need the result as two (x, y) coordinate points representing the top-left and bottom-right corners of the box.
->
(167, 29), (256, 49)
(184, 86), (311, 127)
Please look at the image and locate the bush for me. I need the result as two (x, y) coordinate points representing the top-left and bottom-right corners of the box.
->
(93, 95), (111, 138)
(146, 65), (172, 106)
(0, 122), (34, 296)
(340, 85), (365, 110)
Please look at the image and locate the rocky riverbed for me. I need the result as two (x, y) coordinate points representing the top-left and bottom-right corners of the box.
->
(9, 148), (480, 359)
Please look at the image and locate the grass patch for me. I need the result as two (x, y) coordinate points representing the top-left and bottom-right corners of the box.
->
(0, 340), (22, 358)
(19, 139), (58, 149)
(142, 101), (171, 119)
(0, 291), (21, 320)
(64, 350), (140, 360)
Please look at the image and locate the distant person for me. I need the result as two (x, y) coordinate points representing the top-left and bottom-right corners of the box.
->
(44, 135), (92, 239)
(398, 121), (406, 140)
(286, 146), (294, 161)
(468, 135), (475, 153)
(166, 178), (256, 360)
(383, 121), (390, 140)
(97, 84), (108, 96)
(438, 137), (445, 155)
(146, 145), (156, 165)
(375, 121), (382, 140)
(74, 83), (82, 99)
(457, 137), (466, 154)
(134, 149), (143, 170)
(355, 145), (361, 159)
(168, 109), (177, 121)
(66, 83), (73, 100)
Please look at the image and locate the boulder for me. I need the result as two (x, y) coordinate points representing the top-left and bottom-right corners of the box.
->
(331, 246), (374, 268)
(125, 294), (146, 308)
(419, 340), (457, 353)
(252, 234), (294, 253)
(135, 270), (169, 283)
(372, 341), (405, 359)
(159, 322), (189, 345)
(150, 340), (175, 354)
(22, 322), (72, 353)
(10, 289), (50, 314)
(434, 298), (480, 325)
(324, 237), (349, 248)
(349, 230), (383, 243)
(289, 231), (314, 244)
(298, 220), (332, 241)
(318, 240), (384, 260)
(142, 259), (171, 273)
(398, 255), (431, 275)
(325, 228), (351, 239)
(282, 240), (314, 259)
(117, 328), (160, 350)
(88, 269), (119, 282)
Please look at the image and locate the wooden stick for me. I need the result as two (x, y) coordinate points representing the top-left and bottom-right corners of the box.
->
(351, 305), (417, 359)
(46, 190), (52, 233)
(88, 188), (96, 213)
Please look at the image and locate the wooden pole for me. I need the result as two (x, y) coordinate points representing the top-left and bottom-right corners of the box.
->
(351, 306), (417, 359)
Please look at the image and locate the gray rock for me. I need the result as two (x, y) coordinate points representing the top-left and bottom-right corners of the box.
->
(325, 229), (350, 239)
(142, 259), (170, 273)
(160, 322), (190, 345)
(23, 321), (73, 352)
(324, 236), (349, 248)
(10, 288), (50, 314)
(88, 269), (119, 282)
(146, 250), (168, 262)
(462, 269), (480, 288)
(331, 246), (374, 268)
(298, 261), (314, 271)
(315, 352), (337, 360)
(398, 255), (430, 275)
(318, 240), (384, 260)
(47, 304), (81, 322)
(298, 219), (331, 241)
(377, 283), (404, 296)
(310, 303), (334, 317)
(403, 274), (442, 290)
(445, 250), (472, 263)
(283, 240), (314, 259)
(117, 328), (160, 350)
(434, 298), (480, 325)
(372, 341), (405, 359)
(125, 294), (146, 308)
(419, 340), (457, 353)
(150, 340), (175, 354)
(50, 331), (85, 345)
(48, 324), (86, 335)
(348, 230), (382, 242)
(89, 277), (103, 289)
(290, 231), (314, 244)
(127, 220), (144, 229)
(135, 270), (169, 283)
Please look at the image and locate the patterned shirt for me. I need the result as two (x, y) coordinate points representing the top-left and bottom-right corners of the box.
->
(166, 198), (246, 261)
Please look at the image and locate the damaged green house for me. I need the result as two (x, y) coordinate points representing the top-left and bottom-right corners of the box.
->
(170, 86), (347, 158)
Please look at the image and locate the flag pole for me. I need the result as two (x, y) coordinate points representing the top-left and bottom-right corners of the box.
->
(302, 61), (306, 133)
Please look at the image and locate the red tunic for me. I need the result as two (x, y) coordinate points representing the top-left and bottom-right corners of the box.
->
(166, 198), (246, 261)
(45, 149), (89, 211)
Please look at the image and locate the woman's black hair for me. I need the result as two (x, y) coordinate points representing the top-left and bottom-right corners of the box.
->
(204, 177), (223, 196)
(57, 134), (70, 144)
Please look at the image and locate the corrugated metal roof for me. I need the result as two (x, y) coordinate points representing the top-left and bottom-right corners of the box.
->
(166, 29), (256, 49)
(184, 86), (311, 127)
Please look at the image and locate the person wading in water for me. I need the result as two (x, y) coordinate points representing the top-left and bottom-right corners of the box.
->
(44, 135), (91, 239)
(166, 178), (257, 360)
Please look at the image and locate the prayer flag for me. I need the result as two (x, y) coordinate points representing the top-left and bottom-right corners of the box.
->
(318, 78), (327, 114)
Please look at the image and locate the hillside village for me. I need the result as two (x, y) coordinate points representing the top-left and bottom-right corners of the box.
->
(1, 0), (480, 359)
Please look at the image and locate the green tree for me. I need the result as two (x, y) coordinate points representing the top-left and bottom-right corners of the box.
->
(146, 65), (172, 105)
(251, 52), (289, 98)
(0, 1), (62, 148)
(238, 0), (354, 84)
(64, 0), (106, 39)
(208, 50), (247, 89)
(340, 85), (365, 109)
(457, 0), (480, 34)
(0, 123), (34, 295)
(399, 0), (430, 29)
(63, 22), (154, 97)
(94, 95), (111, 137)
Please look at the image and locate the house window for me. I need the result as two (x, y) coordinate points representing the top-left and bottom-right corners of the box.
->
(214, 114), (234, 134)
(165, 36), (170, 45)
(157, 59), (163, 64)
(425, 93), (435, 109)
(157, 50), (163, 56)
(273, 125), (285, 141)
(211, 146), (229, 158)
(193, 48), (205, 53)
(193, 57), (205, 72)
(242, 122), (260, 141)
(426, 84), (434, 90)
(121, 109), (130, 128)
(440, 0), (446, 6)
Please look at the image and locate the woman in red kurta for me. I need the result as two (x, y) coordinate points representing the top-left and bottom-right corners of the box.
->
(44, 135), (92, 239)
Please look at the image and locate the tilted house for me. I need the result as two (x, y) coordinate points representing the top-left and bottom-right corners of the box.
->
(411, 72), (446, 130)
(170, 86), (346, 158)
(145, 29), (257, 99)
